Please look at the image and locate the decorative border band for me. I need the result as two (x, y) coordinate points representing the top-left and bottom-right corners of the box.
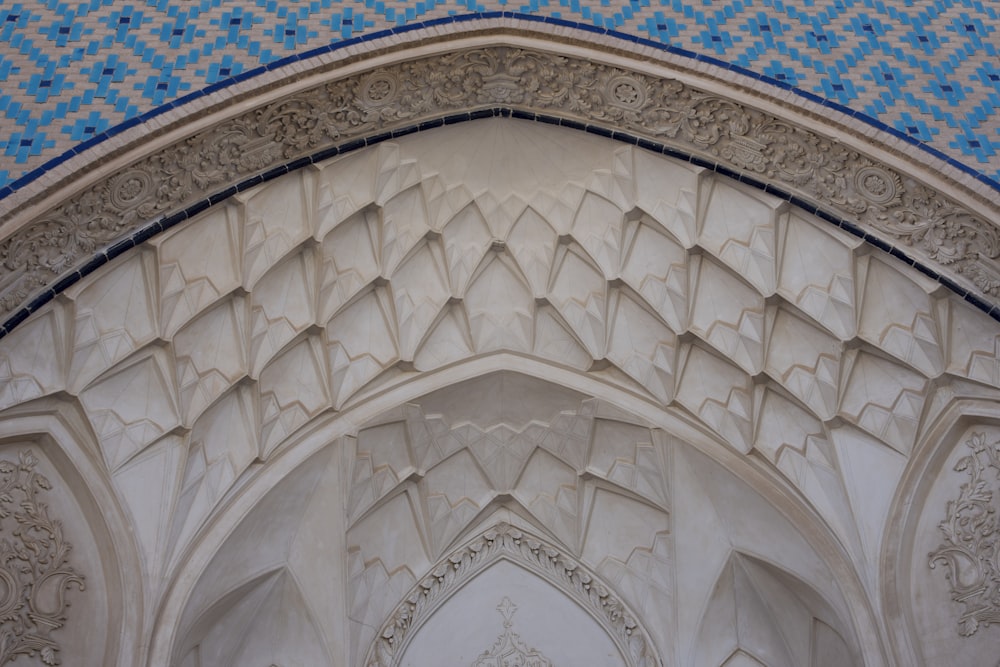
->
(1, 45), (999, 338)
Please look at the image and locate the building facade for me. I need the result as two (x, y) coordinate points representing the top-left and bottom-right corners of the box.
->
(0, 3), (999, 665)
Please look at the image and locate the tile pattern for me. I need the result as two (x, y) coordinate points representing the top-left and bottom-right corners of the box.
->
(0, 0), (998, 193)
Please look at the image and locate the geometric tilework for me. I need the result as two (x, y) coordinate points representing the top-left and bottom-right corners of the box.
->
(1, 0), (998, 194)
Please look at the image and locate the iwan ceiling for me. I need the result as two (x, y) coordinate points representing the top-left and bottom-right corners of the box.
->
(0, 4), (999, 667)
(0, 116), (998, 666)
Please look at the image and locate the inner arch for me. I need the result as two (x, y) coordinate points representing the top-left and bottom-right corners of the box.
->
(2, 38), (999, 338)
(393, 546), (636, 667)
(166, 369), (865, 667)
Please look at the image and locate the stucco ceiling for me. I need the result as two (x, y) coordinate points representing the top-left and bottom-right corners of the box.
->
(6, 118), (998, 665)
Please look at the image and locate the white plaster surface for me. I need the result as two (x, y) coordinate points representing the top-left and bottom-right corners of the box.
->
(0, 120), (996, 665)
(400, 561), (625, 667)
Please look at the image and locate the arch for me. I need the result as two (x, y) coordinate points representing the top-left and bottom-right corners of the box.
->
(146, 355), (885, 667)
(691, 551), (859, 667)
(882, 399), (1000, 665)
(0, 99), (997, 665)
(365, 521), (660, 667)
(0, 405), (143, 665)
(1, 32), (998, 339)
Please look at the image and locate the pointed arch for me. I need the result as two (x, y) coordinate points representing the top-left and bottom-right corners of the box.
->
(1, 33), (998, 339)
(364, 521), (661, 667)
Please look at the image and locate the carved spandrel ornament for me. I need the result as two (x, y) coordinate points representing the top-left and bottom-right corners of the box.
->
(471, 597), (554, 667)
(366, 522), (659, 667)
(929, 432), (1000, 637)
(0, 451), (84, 665)
(1, 44), (998, 330)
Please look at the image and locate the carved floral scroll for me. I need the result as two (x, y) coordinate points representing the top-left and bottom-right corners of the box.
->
(471, 597), (554, 667)
(929, 432), (1000, 637)
(0, 451), (84, 665)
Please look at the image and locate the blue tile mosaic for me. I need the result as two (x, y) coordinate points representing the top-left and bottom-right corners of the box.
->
(0, 0), (999, 197)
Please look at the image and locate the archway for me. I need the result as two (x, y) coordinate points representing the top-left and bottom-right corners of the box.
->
(0, 102), (998, 666)
(164, 367), (865, 667)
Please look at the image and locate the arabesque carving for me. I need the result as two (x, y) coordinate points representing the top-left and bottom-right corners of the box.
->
(2, 45), (998, 328)
(365, 522), (659, 667)
(930, 432), (1000, 637)
(0, 451), (84, 665)
(472, 597), (554, 667)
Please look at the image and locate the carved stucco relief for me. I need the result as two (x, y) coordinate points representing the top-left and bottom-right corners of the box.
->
(930, 432), (1000, 637)
(342, 377), (674, 665)
(364, 522), (659, 667)
(5, 118), (1000, 665)
(1, 45), (998, 330)
(0, 451), (84, 666)
(471, 597), (554, 667)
